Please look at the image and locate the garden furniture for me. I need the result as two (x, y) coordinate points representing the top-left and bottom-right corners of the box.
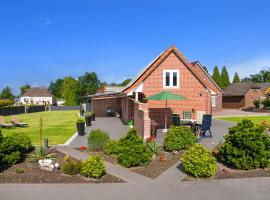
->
(0, 116), (14, 128)
(11, 115), (28, 127)
(195, 114), (212, 137)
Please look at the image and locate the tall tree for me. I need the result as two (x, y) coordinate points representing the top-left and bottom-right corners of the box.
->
(49, 79), (64, 98)
(62, 77), (79, 105)
(232, 72), (241, 83)
(212, 66), (222, 88)
(20, 84), (31, 96)
(119, 78), (132, 86)
(0, 86), (14, 99)
(78, 72), (101, 96)
(220, 66), (230, 89)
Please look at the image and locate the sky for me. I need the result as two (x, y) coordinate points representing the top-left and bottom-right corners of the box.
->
(1, 0), (270, 95)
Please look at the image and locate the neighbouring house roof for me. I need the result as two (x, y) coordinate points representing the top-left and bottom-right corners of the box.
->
(257, 82), (270, 92)
(21, 87), (53, 97)
(223, 82), (261, 97)
(190, 61), (223, 93)
(123, 45), (217, 94)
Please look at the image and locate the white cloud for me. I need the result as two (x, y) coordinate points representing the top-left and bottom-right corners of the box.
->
(226, 57), (270, 80)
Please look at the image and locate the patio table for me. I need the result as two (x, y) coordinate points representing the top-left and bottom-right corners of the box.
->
(181, 119), (202, 139)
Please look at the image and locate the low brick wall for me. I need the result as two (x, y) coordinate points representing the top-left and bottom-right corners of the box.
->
(134, 102), (151, 139)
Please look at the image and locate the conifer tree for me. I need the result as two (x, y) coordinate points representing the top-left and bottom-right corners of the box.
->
(212, 66), (222, 88)
(233, 72), (241, 83)
(221, 66), (231, 89)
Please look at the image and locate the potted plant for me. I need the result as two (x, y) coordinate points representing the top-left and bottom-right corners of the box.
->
(76, 118), (85, 136)
(92, 112), (96, 121)
(128, 119), (134, 128)
(85, 112), (92, 126)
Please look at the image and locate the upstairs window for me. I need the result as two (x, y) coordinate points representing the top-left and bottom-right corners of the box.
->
(163, 70), (180, 88)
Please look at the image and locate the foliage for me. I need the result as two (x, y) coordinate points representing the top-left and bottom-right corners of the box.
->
(253, 99), (260, 108)
(212, 66), (222, 88)
(5, 132), (32, 153)
(119, 79), (132, 86)
(61, 160), (82, 175)
(62, 76), (79, 105)
(15, 167), (24, 173)
(242, 69), (270, 83)
(78, 72), (101, 97)
(0, 86), (14, 100)
(163, 126), (196, 152)
(0, 99), (14, 107)
(262, 99), (270, 108)
(85, 112), (93, 116)
(232, 72), (241, 83)
(181, 144), (217, 177)
(104, 140), (119, 155)
(29, 146), (55, 162)
(88, 129), (109, 151)
(219, 122), (270, 170)
(80, 155), (106, 178)
(116, 128), (153, 168)
(2, 151), (21, 165)
(20, 84), (31, 96)
(49, 79), (64, 98)
(76, 118), (85, 123)
(228, 119), (255, 134)
(221, 66), (231, 89)
(146, 137), (158, 155)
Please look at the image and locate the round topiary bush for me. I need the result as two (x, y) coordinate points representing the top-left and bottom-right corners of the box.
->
(219, 125), (270, 170)
(163, 126), (196, 152)
(117, 128), (153, 168)
(88, 129), (110, 151)
(5, 132), (32, 153)
(181, 144), (217, 178)
(80, 155), (106, 178)
(104, 140), (119, 155)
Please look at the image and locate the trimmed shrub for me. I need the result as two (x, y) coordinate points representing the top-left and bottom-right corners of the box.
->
(262, 99), (270, 108)
(228, 119), (255, 135)
(80, 155), (106, 178)
(0, 99), (14, 107)
(88, 129), (110, 151)
(253, 99), (260, 108)
(163, 126), (196, 152)
(6, 132), (32, 153)
(219, 126), (270, 170)
(117, 128), (153, 168)
(62, 160), (82, 175)
(2, 151), (21, 165)
(181, 144), (217, 177)
(104, 140), (119, 155)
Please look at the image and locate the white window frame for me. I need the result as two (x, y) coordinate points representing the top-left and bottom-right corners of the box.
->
(163, 69), (180, 89)
(211, 95), (217, 108)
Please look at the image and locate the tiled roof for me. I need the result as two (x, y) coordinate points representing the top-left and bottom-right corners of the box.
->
(22, 87), (53, 97)
(223, 82), (261, 96)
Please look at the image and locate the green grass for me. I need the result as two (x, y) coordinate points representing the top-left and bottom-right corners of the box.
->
(217, 116), (270, 125)
(1, 111), (79, 145)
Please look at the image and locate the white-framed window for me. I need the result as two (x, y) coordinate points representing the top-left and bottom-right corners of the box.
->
(183, 111), (192, 119)
(163, 70), (180, 88)
(211, 95), (217, 108)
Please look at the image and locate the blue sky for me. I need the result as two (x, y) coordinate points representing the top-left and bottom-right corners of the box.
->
(1, 0), (270, 95)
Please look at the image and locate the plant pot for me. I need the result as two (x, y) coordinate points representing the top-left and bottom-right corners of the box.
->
(92, 113), (96, 121)
(77, 122), (85, 136)
(85, 116), (92, 126)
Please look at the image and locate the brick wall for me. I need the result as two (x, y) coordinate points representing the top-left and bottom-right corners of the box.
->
(212, 93), (223, 110)
(143, 52), (211, 127)
(120, 97), (134, 124)
(133, 101), (151, 139)
(245, 88), (264, 107)
(93, 97), (121, 117)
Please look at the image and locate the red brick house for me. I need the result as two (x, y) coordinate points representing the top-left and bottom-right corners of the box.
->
(88, 46), (223, 139)
(223, 82), (265, 109)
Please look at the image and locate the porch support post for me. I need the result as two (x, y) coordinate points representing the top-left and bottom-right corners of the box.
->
(135, 92), (139, 102)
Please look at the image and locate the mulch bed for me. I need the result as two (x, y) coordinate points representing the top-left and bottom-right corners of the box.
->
(183, 161), (270, 181)
(79, 148), (183, 179)
(0, 149), (124, 184)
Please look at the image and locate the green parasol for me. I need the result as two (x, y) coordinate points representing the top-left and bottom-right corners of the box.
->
(145, 91), (187, 132)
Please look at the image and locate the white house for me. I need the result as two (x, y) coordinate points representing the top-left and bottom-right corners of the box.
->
(20, 87), (56, 105)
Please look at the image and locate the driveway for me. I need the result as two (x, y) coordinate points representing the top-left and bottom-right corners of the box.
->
(213, 108), (270, 117)
(68, 117), (129, 148)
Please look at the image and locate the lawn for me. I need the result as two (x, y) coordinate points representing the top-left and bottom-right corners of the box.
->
(217, 116), (270, 125)
(1, 111), (79, 145)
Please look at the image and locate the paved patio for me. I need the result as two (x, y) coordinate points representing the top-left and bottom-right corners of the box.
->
(213, 108), (270, 117)
(68, 117), (129, 148)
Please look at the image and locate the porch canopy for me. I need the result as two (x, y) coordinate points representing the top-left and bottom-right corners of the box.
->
(145, 91), (187, 132)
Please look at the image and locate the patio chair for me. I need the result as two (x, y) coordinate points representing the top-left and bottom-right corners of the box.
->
(0, 116), (14, 128)
(195, 114), (212, 137)
(171, 114), (182, 126)
(11, 115), (28, 127)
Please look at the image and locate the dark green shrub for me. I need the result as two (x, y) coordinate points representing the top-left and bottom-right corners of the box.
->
(88, 129), (109, 151)
(2, 151), (21, 165)
(6, 132), (32, 153)
(228, 119), (255, 134)
(80, 155), (106, 178)
(253, 99), (260, 108)
(163, 126), (196, 151)
(181, 144), (217, 177)
(219, 126), (270, 170)
(117, 128), (153, 168)
(15, 168), (24, 173)
(76, 118), (85, 123)
(104, 140), (119, 155)
(262, 99), (270, 108)
(61, 160), (82, 175)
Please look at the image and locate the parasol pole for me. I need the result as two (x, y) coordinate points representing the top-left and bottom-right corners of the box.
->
(163, 99), (168, 132)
